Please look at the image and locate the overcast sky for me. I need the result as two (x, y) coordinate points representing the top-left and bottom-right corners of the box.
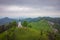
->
(0, 0), (60, 18)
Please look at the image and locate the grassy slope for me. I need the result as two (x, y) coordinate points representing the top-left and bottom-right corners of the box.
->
(30, 19), (52, 31)
(0, 27), (40, 40)
(0, 19), (53, 40)
(15, 27), (40, 40)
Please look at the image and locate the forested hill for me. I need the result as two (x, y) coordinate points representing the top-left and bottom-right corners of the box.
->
(0, 17), (16, 25)
(0, 19), (60, 40)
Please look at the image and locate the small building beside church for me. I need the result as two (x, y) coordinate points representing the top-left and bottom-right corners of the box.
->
(18, 19), (22, 28)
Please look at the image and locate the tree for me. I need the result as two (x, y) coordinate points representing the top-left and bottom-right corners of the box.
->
(10, 21), (17, 27)
(28, 24), (32, 28)
(22, 21), (28, 27)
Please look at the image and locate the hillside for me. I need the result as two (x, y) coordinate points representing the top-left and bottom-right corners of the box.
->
(0, 17), (16, 25)
(0, 27), (40, 40)
(30, 19), (52, 31)
(0, 19), (60, 40)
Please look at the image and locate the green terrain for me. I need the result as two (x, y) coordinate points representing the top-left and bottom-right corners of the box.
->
(0, 19), (60, 40)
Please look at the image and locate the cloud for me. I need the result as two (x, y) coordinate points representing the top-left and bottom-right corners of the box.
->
(0, 10), (60, 18)
(5, 6), (32, 11)
(0, 0), (59, 7)
(0, 0), (60, 11)
(0, 5), (41, 13)
(0, 0), (60, 18)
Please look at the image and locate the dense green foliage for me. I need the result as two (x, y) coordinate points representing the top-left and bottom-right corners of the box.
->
(22, 21), (28, 27)
(0, 21), (17, 33)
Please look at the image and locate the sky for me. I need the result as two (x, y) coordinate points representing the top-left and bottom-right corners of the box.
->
(0, 0), (60, 18)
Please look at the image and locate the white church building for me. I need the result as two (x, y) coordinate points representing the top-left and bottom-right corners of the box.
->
(18, 19), (22, 28)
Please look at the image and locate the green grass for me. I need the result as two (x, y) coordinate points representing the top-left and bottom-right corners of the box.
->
(0, 27), (40, 40)
(0, 19), (53, 40)
(15, 27), (40, 40)
(0, 32), (7, 40)
(30, 19), (52, 32)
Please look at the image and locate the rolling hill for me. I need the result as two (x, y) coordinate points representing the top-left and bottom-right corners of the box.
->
(0, 19), (60, 40)
(29, 19), (52, 31)
(0, 17), (15, 25)
(0, 27), (40, 40)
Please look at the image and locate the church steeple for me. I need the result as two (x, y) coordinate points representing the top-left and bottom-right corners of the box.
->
(18, 19), (22, 28)
(19, 19), (21, 21)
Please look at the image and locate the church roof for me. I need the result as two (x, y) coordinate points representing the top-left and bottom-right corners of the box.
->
(19, 19), (21, 21)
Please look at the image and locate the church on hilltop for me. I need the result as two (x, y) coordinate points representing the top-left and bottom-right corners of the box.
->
(18, 19), (22, 28)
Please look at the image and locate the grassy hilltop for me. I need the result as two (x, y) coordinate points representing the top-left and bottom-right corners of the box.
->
(0, 19), (60, 40)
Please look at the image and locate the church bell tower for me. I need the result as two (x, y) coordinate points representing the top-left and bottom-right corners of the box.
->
(18, 19), (22, 28)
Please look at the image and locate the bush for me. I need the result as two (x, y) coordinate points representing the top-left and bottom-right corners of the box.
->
(22, 21), (28, 27)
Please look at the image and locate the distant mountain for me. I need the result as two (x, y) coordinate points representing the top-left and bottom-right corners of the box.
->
(22, 17), (42, 22)
(25, 17), (60, 24)
(42, 17), (60, 24)
(0, 17), (16, 25)
(0, 17), (60, 25)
